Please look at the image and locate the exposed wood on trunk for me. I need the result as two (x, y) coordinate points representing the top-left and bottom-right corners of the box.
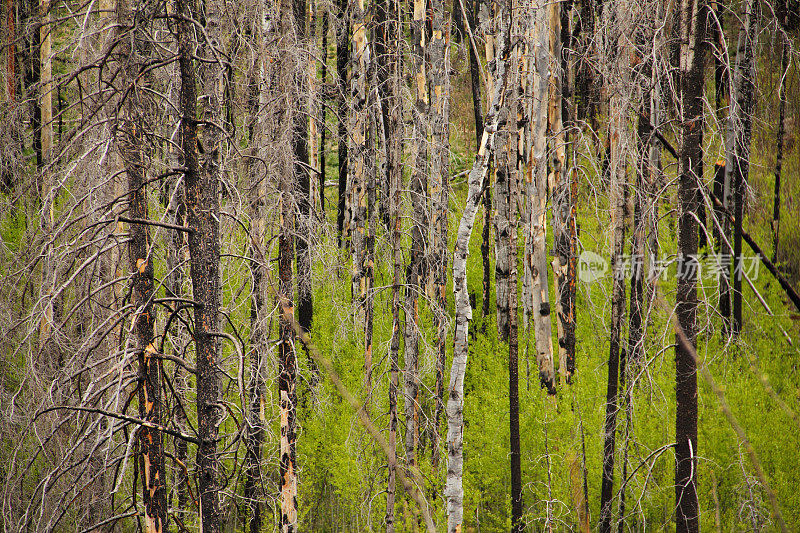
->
(404, 0), (428, 468)
(276, 2), (301, 528)
(117, 1), (166, 529)
(446, 6), (510, 528)
(349, 0), (370, 398)
(548, 0), (572, 384)
(675, 0), (706, 529)
(176, 0), (222, 526)
(493, 4), (511, 343)
(524, 0), (556, 392)
(428, 0), (450, 467)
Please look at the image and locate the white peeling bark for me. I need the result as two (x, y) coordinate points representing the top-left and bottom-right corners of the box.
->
(446, 4), (511, 529)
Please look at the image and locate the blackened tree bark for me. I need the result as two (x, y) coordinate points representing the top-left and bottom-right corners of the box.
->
(773, 7), (789, 263)
(244, 7), (267, 530)
(375, 0), (401, 524)
(336, 0), (349, 246)
(675, 0), (706, 530)
(574, 0), (595, 124)
(118, 1), (166, 529)
(276, 2), (300, 528)
(495, 44), (523, 528)
(176, 0), (222, 526)
(725, 0), (756, 336)
(294, 0), (313, 373)
(598, 92), (628, 533)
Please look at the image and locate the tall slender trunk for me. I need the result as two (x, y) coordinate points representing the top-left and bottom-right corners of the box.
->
(294, 0), (313, 381)
(244, 9), (267, 530)
(481, 0), (495, 323)
(376, 0), (401, 525)
(675, 0), (706, 530)
(574, 0), (594, 124)
(364, 67), (378, 406)
(4, 0), (14, 101)
(118, 1), (167, 530)
(598, 92), (628, 533)
(560, 0), (578, 383)
(548, 0), (571, 383)
(39, 0), (51, 164)
(446, 6), (510, 528)
(525, 0), (556, 392)
(336, 0), (349, 246)
(459, 0), (490, 321)
(36, 0), (53, 346)
(495, 29), (523, 526)
(404, 0), (428, 467)
(176, 0), (222, 526)
(428, 0), (450, 467)
(277, 2), (300, 529)
(320, 12), (328, 214)
(349, 0), (370, 397)
(493, 3), (511, 343)
(772, 20), (788, 263)
(726, 0), (756, 336)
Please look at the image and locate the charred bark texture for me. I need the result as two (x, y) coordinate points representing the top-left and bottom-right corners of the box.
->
(675, 0), (706, 530)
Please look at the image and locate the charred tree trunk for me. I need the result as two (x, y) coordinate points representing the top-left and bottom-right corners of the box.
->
(244, 8), (267, 530)
(772, 17), (788, 263)
(276, 3), (300, 529)
(574, 0), (595, 123)
(598, 92), (628, 533)
(295, 0), (313, 361)
(176, 0), (222, 526)
(495, 36), (523, 527)
(118, 2), (166, 529)
(349, 0), (370, 395)
(675, 0), (706, 530)
(726, 0), (756, 336)
(336, 0), (349, 246)
(375, 0), (401, 525)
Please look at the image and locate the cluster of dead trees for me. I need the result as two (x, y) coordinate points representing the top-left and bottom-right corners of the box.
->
(1, 0), (798, 530)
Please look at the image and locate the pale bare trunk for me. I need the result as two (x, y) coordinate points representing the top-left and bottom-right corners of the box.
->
(446, 6), (510, 528)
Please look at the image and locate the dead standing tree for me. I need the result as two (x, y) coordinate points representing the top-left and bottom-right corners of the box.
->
(446, 2), (510, 528)
(176, 0), (224, 526)
(675, 0), (707, 529)
(116, 0), (167, 529)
